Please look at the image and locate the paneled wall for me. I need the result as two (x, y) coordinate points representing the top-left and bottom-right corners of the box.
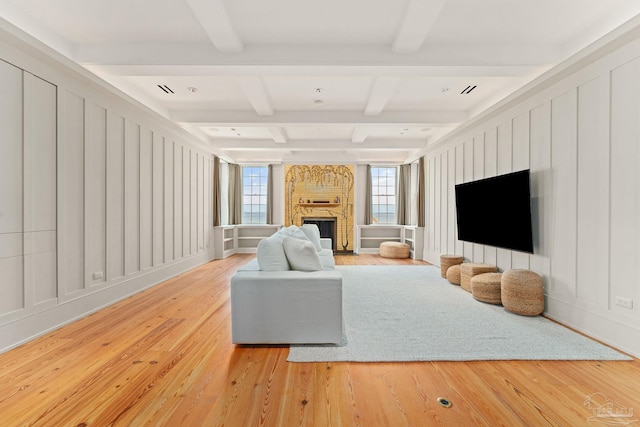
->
(0, 62), (57, 318)
(0, 31), (214, 353)
(424, 34), (640, 357)
(57, 91), (212, 296)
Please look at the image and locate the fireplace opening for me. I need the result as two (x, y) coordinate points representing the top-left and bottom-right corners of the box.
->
(303, 217), (337, 251)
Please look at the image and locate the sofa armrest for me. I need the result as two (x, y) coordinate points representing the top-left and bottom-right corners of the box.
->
(320, 238), (332, 250)
(230, 270), (343, 344)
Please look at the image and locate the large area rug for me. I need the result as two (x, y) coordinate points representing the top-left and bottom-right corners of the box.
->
(287, 265), (631, 362)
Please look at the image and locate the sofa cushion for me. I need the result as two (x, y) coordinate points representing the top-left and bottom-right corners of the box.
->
(256, 237), (290, 271)
(318, 248), (336, 270)
(300, 224), (323, 251)
(282, 237), (323, 271)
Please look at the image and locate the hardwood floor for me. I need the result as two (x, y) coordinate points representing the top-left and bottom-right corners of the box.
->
(1, 254), (638, 426)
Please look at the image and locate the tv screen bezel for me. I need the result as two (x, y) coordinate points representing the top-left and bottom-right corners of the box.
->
(454, 169), (534, 254)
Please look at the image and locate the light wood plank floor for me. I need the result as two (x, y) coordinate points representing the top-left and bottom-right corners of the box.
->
(1, 254), (638, 426)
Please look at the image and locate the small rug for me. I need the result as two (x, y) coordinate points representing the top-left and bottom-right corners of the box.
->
(287, 265), (631, 362)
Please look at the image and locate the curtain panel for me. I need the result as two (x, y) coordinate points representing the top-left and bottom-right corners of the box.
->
(266, 164), (274, 224)
(417, 156), (425, 227)
(213, 156), (221, 226)
(397, 163), (411, 225)
(228, 163), (242, 225)
(365, 164), (373, 225)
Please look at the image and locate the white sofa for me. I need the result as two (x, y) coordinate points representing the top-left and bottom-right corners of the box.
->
(230, 225), (343, 344)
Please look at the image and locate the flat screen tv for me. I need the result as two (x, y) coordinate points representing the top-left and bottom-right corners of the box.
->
(454, 169), (534, 254)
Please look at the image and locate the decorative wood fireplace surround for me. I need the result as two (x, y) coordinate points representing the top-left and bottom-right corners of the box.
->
(285, 165), (354, 252)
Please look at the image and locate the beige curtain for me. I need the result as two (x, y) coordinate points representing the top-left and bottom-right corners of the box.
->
(266, 164), (273, 224)
(213, 156), (221, 226)
(418, 156), (425, 227)
(228, 163), (242, 225)
(365, 164), (373, 224)
(397, 164), (410, 225)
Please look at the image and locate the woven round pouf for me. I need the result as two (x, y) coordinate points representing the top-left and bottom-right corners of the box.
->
(379, 241), (410, 259)
(460, 263), (498, 293)
(501, 269), (544, 316)
(471, 272), (503, 305)
(440, 254), (464, 278)
(446, 264), (461, 285)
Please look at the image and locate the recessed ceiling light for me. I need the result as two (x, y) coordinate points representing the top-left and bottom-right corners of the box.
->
(314, 99), (323, 105)
(315, 88), (323, 93)
(187, 86), (198, 93)
(441, 88), (449, 93)
(231, 128), (236, 131)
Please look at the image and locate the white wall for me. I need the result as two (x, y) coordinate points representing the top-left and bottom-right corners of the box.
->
(0, 25), (215, 353)
(423, 24), (640, 357)
(271, 164), (285, 225)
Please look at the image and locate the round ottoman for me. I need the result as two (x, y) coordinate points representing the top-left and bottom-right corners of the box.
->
(440, 254), (464, 278)
(460, 263), (498, 293)
(446, 264), (461, 285)
(471, 272), (503, 305)
(501, 269), (544, 316)
(379, 241), (410, 259)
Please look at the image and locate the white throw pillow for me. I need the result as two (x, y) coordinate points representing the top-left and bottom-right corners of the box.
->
(289, 226), (311, 242)
(300, 224), (323, 251)
(256, 237), (290, 271)
(282, 237), (323, 271)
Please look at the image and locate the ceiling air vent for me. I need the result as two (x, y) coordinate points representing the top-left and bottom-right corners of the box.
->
(158, 84), (174, 94)
(461, 85), (477, 94)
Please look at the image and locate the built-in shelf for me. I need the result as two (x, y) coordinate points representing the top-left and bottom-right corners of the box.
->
(355, 225), (423, 259)
(402, 226), (424, 260)
(214, 225), (282, 259)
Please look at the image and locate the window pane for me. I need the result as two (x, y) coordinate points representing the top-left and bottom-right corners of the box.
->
(370, 166), (398, 224)
(241, 166), (269, 224)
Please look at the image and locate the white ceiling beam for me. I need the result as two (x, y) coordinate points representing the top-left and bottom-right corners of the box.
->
(210, 139), (427, 151)
(351, 128), (370, 144)
(268, 127), (288, 144)
(75, 44), (563, 69)
(392, 0), (446, 54)
(237, 77), (274, 115)
(186, 0), (243, 53)
(364, 77), (403, 116)
(86, 63), (547, 79)
(171, 110), (467, 125)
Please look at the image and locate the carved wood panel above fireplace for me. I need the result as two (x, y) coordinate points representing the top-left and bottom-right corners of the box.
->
(285, 165), (354, 252)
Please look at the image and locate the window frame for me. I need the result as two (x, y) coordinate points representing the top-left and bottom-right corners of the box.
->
(370, 165), (398, 224)
(241, 165), (269, 224)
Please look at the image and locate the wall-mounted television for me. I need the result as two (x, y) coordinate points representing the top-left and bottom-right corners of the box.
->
(454, 169), (534, 254)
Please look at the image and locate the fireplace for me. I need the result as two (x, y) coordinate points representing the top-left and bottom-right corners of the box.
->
(303, 217), (337, 251)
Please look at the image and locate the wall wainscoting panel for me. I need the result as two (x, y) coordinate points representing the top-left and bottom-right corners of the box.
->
(0, 36), (215, 353)
(423, 33), (640, 358)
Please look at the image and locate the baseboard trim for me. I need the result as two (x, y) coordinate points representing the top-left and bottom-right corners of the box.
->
(545, 296), (640, 359)
(0, 253), (213, 354)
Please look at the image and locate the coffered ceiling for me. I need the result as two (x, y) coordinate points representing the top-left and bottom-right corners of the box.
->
(2, 0), (640, 163)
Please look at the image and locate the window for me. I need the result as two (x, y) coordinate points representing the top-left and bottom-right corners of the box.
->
(371, 166), (397, 224)
(242, 166), (268, 224)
